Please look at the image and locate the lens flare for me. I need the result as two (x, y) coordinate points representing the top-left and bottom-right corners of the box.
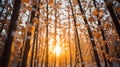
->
(54, 45), (61, 56)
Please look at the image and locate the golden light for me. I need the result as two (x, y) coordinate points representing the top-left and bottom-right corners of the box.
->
(54, 45), (61, 56)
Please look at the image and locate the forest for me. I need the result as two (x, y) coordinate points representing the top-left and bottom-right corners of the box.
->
(0, 0), (120, 67)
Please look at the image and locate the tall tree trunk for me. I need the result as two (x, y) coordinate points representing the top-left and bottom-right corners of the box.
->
(30, 3), (39, 66)
(21, 6), (36, 67)
(40, 45), (45, 67)
(68, 7), (72, 67)
(104, 0), (120, 38)
(45, 0), (49, 67)
(34, 28), (38, 67)
(93, 0), (110, 67)
(69, 0), (84, 67)
(63, 29), (67, 67)
(54, 0), (57, 67)
(21, 32), (32, 67)
(0, 0), (21, 67)
(30, 27), (36, 67)
(77, 0), (101, 67)
(17, 31), (27, 67)
(34, 2), (40, 66)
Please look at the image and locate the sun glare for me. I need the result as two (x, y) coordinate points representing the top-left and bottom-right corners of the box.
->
(54, 45), (61, 56)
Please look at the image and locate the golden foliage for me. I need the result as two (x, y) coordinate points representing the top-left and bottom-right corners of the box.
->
(109, 57), (114, 62)
(35, 10), (39, 15)
(105, 54), (110, 60)
(26, 6), (32, 11)
(93, 8), (99, 16)
(28, 25), (35, 33)
(104, 23), (111, 28)
(73, 0), (77, 4)
(76, 23), (81, 27)
(115, 7), (120, 14)
(101, 41), (106, 46)
(20, 28), (27, 32)
(88, 17), (95, 22)
(22, 0), (30, 3)
(14, 40), (22, 45)
(32, 17), (39, 24)
(99, 10), (104, 16)
(93, 9), (104, 17)
(49, 0), (54, 7)
(32, 0), (37, 5)
(19, 21), (22, 24)
(93, 31), (101, 38)
(40, 2), (44, 8)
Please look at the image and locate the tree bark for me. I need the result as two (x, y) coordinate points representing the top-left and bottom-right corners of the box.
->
(77, 0), (101, 67)
(93, 0), (110, 67)
(21, 6), (36, 67)
(68, 6), (72, 67)
(69, 0), (84, 67)
(29, 10), (36, 67)
(45, 0), (49, 67)
(53, 0), (57, 67)
(30, 28), (36, 67)
(21, 32), (32, 67)
(104, 0), (120, 38)
(0, 0), (21, 67)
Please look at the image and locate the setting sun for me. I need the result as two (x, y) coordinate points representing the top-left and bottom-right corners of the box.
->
(54, 45), (61, 56)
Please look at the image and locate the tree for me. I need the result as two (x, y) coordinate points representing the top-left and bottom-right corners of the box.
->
(0, 0), (21, 67)
(77, 0), (101, 67)
(69, 0), (84, 67)
(104, 0), (120, 37)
